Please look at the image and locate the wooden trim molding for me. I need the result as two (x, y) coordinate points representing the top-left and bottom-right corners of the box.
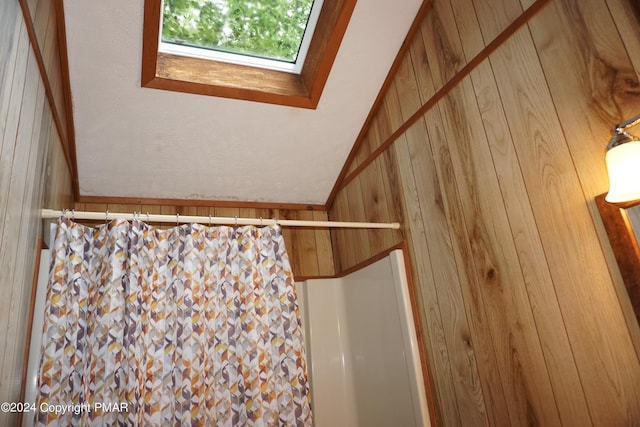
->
(77, 195), (325, 211)
(294, 241), (438, 427)
(294, 243), (406, 281)
(19, 0), (78, 199)
(325, 0), (434, 207)
(141, 0), (356, 109)
(325, 0), (552, 207)
(596, 194), (640, 323)
(17, 238), (44, 427)
(53, 0), (80, 198)
(397, 242), (439, 427)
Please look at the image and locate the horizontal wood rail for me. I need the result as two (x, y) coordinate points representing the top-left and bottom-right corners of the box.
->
(325, 0), (552, 207)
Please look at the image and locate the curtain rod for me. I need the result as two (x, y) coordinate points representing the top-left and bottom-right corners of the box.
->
(40, 209), (401, 230)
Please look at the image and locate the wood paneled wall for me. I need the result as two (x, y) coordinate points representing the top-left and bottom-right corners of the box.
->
(75, 203), (335, 279)
(5, 0), (640, 424)
(0, 1), (73, 424)
(329, 0), (640, 424)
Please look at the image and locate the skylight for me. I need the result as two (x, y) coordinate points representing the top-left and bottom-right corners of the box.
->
(142, 0), (357, 108)
(159, 0), (322, 74)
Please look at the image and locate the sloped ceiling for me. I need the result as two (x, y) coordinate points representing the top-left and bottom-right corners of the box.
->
(64, 0), (423, 205)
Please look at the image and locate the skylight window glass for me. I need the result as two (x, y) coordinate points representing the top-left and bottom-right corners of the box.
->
(160, 0), (321, 73)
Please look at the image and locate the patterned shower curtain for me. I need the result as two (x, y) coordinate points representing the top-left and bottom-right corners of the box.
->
(35, 216), (312, 427)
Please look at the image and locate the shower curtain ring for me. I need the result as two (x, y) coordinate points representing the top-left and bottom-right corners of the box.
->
(105, 210), (109, 223)
(146, 212), (150, 223)
(235, 216), (238, 227)
(72, 209), (75, 220)
(260, 217), (263, 226)
(176, 213), (180, 225)
(208, 214), (212, 225)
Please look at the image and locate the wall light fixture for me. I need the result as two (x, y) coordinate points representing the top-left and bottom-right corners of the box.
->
(605, 113), (640, 203)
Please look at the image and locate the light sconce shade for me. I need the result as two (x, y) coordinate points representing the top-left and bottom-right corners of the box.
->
(605, 114), (640, 203)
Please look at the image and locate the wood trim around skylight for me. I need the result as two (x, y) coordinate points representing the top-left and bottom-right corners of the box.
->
(141, 0), (357, 109)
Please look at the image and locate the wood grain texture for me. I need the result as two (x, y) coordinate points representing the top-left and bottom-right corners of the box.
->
(449, 0), (592, 423)
(398, 36), (492, 425)
(18, 0), (74, 182)
(596, 194), (640, 322)
(326, 0), (433, 196)
(75, 202), (334, 279)
(0, 13), (34, 413)
(440, 79), (560, 426)
(0, 4), (73, 425)
(331, 0), (553, 201)
(487, 11), (640, 426)
(329, 0), (640, 424)
(345, 175), (373, 262)
(525, 0), (640, 357)
(77, 195), (324, 211)
(328, 187), (353, 272)
(407, 118), (495, 425)
(312, 210), (335, 276)
(17, 238), (43, 427)
(607, 0), (640, 81)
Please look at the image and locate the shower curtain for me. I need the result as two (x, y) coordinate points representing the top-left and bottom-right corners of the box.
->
(35, 216), (312, 427)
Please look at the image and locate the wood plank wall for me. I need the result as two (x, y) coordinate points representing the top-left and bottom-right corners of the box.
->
(75, 202), (335, 279)
(0, 0), (73, 424)
(329, 0), (640, 424)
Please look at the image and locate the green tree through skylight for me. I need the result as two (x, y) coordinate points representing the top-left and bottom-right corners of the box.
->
(162, 0), (315, 62)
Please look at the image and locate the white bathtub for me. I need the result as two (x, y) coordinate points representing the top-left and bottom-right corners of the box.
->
(26, 247), (429, 427)
(297, 249), (430, 427)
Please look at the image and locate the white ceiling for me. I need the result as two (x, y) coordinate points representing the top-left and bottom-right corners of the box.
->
(64, 0), (423, 205)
